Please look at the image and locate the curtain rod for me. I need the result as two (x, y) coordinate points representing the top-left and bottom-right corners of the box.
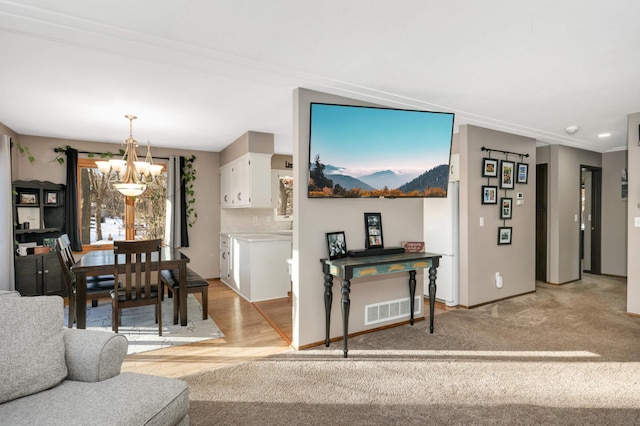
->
(481, 146), (529, 158)
(53, 147), (170, 161)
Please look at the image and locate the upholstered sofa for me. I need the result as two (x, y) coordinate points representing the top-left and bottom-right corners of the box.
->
(0, 291), (189, 425)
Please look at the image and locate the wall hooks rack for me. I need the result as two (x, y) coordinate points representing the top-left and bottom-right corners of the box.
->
(481, 146), (529, 159)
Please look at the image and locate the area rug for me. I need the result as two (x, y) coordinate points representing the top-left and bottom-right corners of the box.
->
(64, 294), (224, 354)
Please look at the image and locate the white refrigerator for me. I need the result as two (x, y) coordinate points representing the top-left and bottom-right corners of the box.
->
(423, 156), (459, 307)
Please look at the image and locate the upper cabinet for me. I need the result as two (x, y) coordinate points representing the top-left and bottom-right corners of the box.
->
(220, 153), (272, 208)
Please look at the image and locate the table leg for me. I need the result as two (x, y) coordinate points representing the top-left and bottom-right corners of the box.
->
(76, 272), (87, 329)
(408, 270), (416, 325)
(179, 264), (188, 326)
(428, 266), (438, 333)
(324, 273), (333, 347)
(341, 279), (351, 358)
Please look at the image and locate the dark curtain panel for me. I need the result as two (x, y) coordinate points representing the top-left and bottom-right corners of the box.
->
(179, 156), (190, 247)
(65, 148), (82, 251)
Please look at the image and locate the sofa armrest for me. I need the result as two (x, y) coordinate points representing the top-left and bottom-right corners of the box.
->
(63, 329), (128, 382)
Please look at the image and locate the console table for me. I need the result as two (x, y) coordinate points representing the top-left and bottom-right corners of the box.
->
(321, 252), (441, 358)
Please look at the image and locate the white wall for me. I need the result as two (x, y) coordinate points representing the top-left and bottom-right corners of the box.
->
(292, 88), (426, 348)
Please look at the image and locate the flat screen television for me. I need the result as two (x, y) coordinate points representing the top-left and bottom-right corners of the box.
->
(308, 103), (454, 198)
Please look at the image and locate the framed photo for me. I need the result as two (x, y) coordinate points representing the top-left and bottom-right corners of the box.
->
(20, 192), (37, 205)
(500, 160), (515, 189)
(500, 197), (513, 219)
(364, 212), (384, 249)
(482, 158), (498, 178)
(45, 191), (58, 205)
(516, 162), (529, 184)
(498, 227), (512, 245)
(482, 185), (498, 205)
(326, 231), (347, 260)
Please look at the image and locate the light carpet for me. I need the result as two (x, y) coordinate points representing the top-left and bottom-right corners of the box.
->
(183, 275), (640, 425)
(64, 294), (223, 354)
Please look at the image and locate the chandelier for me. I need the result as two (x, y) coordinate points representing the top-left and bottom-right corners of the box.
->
(95, 115), (162, 197)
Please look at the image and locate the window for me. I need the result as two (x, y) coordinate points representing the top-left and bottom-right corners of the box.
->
(77, 158), (167, 247)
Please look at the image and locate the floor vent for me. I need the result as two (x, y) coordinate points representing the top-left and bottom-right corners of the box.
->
(365, 296), (421, 325)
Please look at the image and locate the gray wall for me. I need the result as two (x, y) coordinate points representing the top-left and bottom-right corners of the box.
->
(459, 125), (537, 306)
(627, 113), (640, 314)
(293, 88), (427, 348)
(602, 150), (627, 276)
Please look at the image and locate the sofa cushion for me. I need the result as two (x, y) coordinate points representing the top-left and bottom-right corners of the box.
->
(0, 373), (189, 426)
(0, 296), (67, 403)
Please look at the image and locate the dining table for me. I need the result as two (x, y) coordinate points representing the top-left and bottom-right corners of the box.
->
(71, 247), (191, 329)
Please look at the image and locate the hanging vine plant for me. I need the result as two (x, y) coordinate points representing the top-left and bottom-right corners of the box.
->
(182, 155), (198, 227)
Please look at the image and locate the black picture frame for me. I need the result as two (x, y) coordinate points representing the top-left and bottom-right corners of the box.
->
(326, 231), (347, 260)
(498, 227), (512, 245)
(482, 185), (498, 205)
(500, 160), (515, 189)
(364, 212), (384, 249)
(516, 162), (529, 184)
(45, 191), (58, 205)
(482, 158), (498, 178)
(500, 197), (513, 219)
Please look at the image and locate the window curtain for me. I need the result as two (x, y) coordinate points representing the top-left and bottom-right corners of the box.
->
(65, 148), (82, 251)
(165, 156), (189, 248)
(1, 135), (15, 290)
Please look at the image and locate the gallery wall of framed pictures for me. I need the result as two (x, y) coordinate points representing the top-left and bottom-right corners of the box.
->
(480, 146), (529, 246)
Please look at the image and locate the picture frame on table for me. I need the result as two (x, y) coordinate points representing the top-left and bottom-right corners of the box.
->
(482, 158), (498, 178)
(364, 212), (384, 249)
(500, 197), (513, 220)
(45, 191), (58, 205)
(498, 227), (512, 245)
(500, 160), (515, 189)
(326, 231), (347, 260)
(516, 162), (529, 184)
(20, 193), (37, 205)
(482, 185), (498, 205)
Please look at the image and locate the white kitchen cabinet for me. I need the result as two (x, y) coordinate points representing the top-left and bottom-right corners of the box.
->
(219, 235), (231, 284)
(220, 153), (272, 208)
(219, 233), (291, 302)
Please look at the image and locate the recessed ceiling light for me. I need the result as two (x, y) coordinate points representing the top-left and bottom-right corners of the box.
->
(598, 132), (612, 138)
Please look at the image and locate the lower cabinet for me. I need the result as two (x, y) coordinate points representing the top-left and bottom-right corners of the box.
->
(15, 252), (65, 296)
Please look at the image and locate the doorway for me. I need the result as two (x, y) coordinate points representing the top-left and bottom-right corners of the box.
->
(580, 166), (602, 277)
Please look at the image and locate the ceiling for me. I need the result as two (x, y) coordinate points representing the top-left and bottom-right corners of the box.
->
(1, 0), (639, 155)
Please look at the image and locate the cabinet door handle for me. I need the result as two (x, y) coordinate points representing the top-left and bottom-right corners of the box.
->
(224, 195), (228, 202)
(44, 269), (49, 274)
(38, 271), (42, 275)
(237, 192), (242, 201)
(222, 252), (226, 259)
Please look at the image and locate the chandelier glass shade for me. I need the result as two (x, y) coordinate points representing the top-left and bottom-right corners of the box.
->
(95, 115), (162, 197)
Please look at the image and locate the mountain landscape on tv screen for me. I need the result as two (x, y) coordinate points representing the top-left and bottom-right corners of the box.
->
(309, 161), (448, 197)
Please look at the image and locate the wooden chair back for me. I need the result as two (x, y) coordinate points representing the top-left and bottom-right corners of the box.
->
(55, 238), (76, 328)
(112, 239), (163, 335)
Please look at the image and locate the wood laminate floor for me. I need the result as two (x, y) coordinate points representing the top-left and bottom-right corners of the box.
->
(119, 279), (449, 378)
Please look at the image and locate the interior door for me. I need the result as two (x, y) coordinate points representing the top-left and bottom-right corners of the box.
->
(536, 164), (548, 282)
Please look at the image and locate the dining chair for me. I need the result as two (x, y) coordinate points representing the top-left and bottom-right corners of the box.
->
(55, 238), (116, 328)
(111, 239), (163, 336)
(59, 234), (116, 307)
